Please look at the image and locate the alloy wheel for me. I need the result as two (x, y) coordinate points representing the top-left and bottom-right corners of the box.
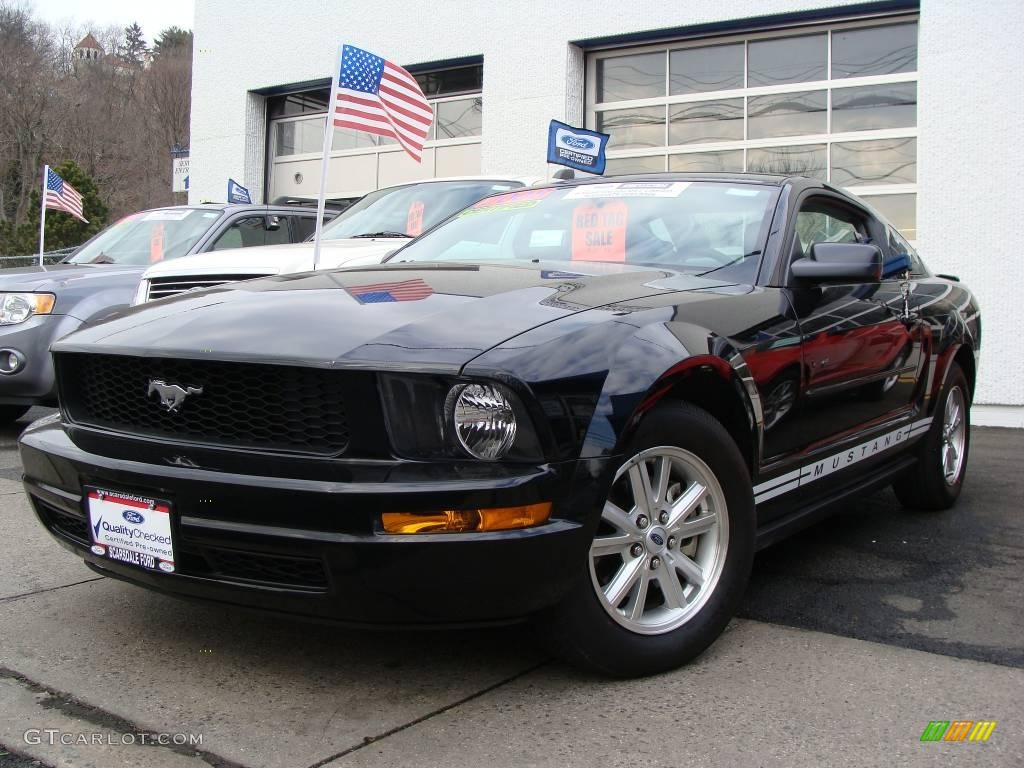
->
(589, 446), (729, 635)
(941, 386), (967, 485)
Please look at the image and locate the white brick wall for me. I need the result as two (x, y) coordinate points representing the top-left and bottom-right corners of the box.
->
(917, 0), (1024, 420)
(191, 0), (1024, 423)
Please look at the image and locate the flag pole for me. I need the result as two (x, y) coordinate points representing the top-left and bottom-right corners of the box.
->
(312, 45), (344, 271)
(38, 165), (48, 267)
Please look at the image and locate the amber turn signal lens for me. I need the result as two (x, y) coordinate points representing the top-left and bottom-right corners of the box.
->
(382, 502), (551, 534)
(34, 294), (56, 314)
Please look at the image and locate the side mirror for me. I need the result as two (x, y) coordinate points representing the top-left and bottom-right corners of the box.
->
(791, 242), (883, 285)
(265, 215), (281, 231)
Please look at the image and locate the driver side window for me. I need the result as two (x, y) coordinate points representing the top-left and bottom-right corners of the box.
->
(211, 217), (290, 251)
(792, 201), (865, 262)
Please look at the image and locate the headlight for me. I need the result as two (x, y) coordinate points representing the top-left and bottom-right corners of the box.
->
(446, 383), (517, 460)
(379, 374), (543, 461)
(0, 293), (56, 325)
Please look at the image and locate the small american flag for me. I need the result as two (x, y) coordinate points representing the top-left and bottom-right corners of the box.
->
(333, 44), (433, 162)
(44, 168), (88, 223)
(346, 278), (434, 304)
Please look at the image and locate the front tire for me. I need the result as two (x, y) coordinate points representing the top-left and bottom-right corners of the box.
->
(544, 403), (755, 677)
(893, 362), (970, 510)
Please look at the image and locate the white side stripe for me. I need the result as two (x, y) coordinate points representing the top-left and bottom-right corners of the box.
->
(754, 418), (933, 505)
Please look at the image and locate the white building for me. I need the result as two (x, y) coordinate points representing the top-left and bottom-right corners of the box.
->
(190, 0), (1023, 426)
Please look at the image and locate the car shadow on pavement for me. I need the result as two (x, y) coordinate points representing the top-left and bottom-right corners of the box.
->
(738, 429), (1024, 668)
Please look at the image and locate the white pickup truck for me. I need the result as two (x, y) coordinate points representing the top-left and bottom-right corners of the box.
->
(134, 176), (539, 304)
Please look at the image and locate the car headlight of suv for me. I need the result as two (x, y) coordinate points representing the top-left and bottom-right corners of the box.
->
(0, 293), (56, 325)
(380, 374), (544, 461)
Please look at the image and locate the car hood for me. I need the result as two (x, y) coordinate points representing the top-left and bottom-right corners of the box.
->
(141, 239), (401, 280)
(56, 262), (737, 369)
(0, 263), (146, 292)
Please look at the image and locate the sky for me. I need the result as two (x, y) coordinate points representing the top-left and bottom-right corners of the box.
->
(32, 0), (196, 45)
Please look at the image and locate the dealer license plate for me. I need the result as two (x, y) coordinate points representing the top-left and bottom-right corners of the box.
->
(86, 488), (176, 573)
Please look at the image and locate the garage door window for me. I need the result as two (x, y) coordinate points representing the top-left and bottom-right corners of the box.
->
(589, 18), (919, 239)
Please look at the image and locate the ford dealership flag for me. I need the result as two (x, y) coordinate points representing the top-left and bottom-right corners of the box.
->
(547, 120), (609, 175)
(227, 178), (252, 204)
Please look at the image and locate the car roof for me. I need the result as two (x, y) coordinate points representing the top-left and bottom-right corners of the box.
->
(335, 175), (542, 198)
(135, 203), (328, 215)
(532, 171), (794, 190)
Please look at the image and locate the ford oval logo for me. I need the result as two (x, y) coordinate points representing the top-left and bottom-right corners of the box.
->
(561, 135), (595, 150)
(650, 532), (665, 546)
(123, 510), (145, 525)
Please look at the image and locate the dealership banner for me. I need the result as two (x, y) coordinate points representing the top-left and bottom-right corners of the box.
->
(227, 178), (252, 204)
(547, 120), (609, 175)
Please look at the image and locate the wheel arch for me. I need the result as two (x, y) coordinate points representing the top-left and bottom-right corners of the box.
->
(953, 343), (977, 401)
(618, 355), (760, 474)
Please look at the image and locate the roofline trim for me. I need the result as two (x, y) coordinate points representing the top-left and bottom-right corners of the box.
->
(571, 0), (919, 50)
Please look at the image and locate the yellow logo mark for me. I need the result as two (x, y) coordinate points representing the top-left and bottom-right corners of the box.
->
(968, 721), (997, 742)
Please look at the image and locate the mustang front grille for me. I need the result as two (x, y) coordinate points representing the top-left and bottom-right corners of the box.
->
(146, 274), (270, 301)
(58, 353), (351, 455)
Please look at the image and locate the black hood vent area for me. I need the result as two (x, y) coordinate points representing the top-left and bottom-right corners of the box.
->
(58, 353), (351, 456)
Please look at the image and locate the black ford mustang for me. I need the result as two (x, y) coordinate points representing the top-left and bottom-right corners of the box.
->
(19, 174), (980, 677)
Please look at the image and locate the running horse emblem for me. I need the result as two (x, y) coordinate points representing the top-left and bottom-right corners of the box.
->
(147, 379), (203, 412)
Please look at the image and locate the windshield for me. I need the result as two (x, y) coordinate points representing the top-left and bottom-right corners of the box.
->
(389, 181), (777, 277)
(320, 180), (523, 241)
(69, 209), (224, 265)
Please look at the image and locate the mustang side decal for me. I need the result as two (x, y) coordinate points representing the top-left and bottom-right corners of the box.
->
(754, 417), (933, 504)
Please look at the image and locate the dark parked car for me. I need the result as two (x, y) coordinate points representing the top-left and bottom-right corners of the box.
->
(19, 174), (980, 677)
(0, 203), (335, 423)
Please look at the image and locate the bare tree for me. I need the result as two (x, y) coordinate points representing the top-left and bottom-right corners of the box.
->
(1, 5), (193, 250)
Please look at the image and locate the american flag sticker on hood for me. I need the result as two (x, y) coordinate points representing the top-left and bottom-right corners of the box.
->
(345, 278), (434, 303)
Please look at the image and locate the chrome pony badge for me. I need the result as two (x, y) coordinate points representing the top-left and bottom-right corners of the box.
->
(147, 379), (203, 412)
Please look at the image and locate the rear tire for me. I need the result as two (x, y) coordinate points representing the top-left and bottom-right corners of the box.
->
(0, 405), (29, 426)
(543, 402), (755, 677)
(893, 362), (970, 510)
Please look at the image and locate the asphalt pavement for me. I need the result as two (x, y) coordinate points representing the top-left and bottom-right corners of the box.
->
(0, 408), (1021, 768)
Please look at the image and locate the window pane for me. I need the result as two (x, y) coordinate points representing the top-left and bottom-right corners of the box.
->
(275, 117), (330, 156)
(748, 91), (826, 139)
(831, 138), (916, 186)
(597, 106), (665, 150)
(604, 155), (666, 174)
(669, 98), (743, 144)
(832, 23), (917, 79)
(831, 83), (917, 132)
(747, 34), (826, 86)
(415, 65), (483, 97)
(669, 150), (744, 173)
(861, 194), (916, 239)
(436, 97), (482, 138)
(796, 210), (860, 252)
(333, 124), (378, 151)
(597, 52), (665, 102)
(747, 145), (826, 179)
(669, 43), (743, 95)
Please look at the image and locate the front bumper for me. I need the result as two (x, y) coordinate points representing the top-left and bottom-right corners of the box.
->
(19, 417), (610, 626)
(0, 314), (83, 405)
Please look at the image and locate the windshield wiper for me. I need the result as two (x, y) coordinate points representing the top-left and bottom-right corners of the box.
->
(350, 231), (411, 239)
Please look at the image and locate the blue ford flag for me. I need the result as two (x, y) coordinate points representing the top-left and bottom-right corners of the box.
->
(227, 178), (252, 204)
(547, 120), (609, 175)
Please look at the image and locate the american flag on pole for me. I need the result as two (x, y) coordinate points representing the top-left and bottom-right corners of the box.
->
(346, 278), (434, 304)
(44, 168), (88, 223)
(333, 44), (433, 162)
